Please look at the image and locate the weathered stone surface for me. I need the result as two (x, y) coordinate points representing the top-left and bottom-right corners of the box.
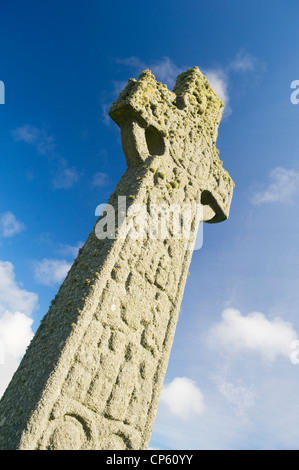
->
(0, 67), (234, 450)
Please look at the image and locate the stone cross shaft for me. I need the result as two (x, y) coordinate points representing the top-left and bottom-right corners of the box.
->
(0, 67), (234, 450)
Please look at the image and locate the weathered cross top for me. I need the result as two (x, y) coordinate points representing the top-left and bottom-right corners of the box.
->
(0, 68), (234, 450)
(110, 67), (233, 224)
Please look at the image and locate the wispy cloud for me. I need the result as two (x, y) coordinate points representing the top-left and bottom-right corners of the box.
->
(12, 125), (56, 155)
(100, 101), (112, 126)
(214, 376), (256, 420)
(12, 125), (80, 189)
(55, 241), (83, 259)
(103, 56), (231, 123)
(0, 212), (25, 238)
(35, 233), (83, 260)
(251, 167), (299, 205)
(150, 57), (182, 89)
(115, 56), (182, 90)
(203, 69), (229, 106)
(92, 171), (109, 188)
(208, 308), (297, 362)
(33, 258), (71, 287)
(111, 80), (128, 96)
(113, 51), (261, 118)
(160, 377), (205, 419)
(115, 56), (231, 115)
(52, 161), (80, 190)
(228, 50), (258, 73)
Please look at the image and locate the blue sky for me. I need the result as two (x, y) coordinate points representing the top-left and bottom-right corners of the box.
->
(1, 0), (299, 450)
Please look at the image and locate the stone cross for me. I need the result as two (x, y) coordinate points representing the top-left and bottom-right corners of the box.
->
(0, 67), (234, 450)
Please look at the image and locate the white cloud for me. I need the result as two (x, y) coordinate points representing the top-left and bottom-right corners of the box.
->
(0, 261), (38, 315)
(92, 172), (109, 188)
(251, 167), (299, 205)
(0, 212), (25, 238)
(33, 258), (71, 287)
(160, 377), (205, 419)
(208, 308), (298, 362)
(0, 261), (38, 397)
(0, 311), (33, 358)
